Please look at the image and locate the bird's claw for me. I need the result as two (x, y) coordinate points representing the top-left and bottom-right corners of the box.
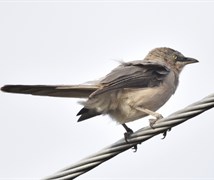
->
(132, 145), (138, 152)
(124, 130), (133, 143)
(149, 118), (157, 128)
(124, 130), (138, 152)
(148, 114), (171, 139)
(162, 128), (172, 139)
(149, 113), (163, 128)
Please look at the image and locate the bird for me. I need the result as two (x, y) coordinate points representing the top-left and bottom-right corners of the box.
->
(1, 47), (198, 143)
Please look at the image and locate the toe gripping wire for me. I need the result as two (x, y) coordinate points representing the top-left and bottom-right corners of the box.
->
(43, 93), (214, 180)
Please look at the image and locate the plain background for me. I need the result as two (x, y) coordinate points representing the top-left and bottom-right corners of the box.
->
(0, 1), (214, 179)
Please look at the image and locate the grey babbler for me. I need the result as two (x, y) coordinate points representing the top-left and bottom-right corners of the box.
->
(1, 47), (198, 141)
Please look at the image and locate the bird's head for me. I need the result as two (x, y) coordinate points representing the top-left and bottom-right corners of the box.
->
(145, 47), (199, 73)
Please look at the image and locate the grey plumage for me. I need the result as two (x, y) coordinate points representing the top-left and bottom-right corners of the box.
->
(1, 84), (98, 98)
(1, 47), (198, 130)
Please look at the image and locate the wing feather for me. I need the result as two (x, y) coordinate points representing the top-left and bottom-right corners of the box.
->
(91, 60), (170, 96)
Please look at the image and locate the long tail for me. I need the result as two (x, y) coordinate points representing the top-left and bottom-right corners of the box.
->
(1, 84), (98, 98)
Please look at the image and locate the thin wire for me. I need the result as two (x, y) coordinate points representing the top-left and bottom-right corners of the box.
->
(43, 93), (214, 180)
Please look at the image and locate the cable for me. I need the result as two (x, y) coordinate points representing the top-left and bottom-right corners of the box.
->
(43, 93), (214, 180)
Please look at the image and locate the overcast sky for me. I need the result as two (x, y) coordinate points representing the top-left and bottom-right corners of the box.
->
(0, 1), (214, 180)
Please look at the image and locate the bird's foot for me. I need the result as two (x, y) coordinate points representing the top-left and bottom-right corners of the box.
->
(124, 129), (138, 152)
(122, 124), (137, 152)
(149, 118), (157, 128)
(124, 129), (133, 143)
(149, 113), (163, 128)
(162, 128), (172, 139)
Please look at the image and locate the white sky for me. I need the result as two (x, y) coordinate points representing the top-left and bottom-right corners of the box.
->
(0, 1), (214, 179)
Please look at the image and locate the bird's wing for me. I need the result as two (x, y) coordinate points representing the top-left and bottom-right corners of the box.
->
(1, 84), (98, 98)
(91, 60), (170, 96)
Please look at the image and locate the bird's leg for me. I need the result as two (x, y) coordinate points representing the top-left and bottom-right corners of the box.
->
(122, 124), (137, 152)
(135, 107), (163, 128)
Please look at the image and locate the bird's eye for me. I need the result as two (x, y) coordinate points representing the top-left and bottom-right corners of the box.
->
(173, 55), (178, 60)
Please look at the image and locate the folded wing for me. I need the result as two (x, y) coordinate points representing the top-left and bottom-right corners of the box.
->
(91, 60), (170, 97)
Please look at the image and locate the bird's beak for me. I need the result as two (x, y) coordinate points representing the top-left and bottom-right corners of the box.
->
(183, 57), (199, 64)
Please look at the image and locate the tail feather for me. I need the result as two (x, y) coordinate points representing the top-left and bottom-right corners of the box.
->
(1, 85), (98, 98)
(77, 107), (101, 122)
